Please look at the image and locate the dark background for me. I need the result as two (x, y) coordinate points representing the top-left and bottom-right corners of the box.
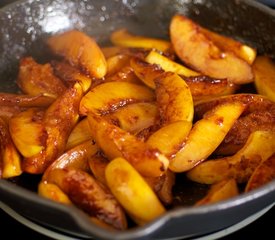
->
(0, 0), (274, 239)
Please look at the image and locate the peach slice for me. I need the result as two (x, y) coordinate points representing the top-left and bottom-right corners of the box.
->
(43, 140), (98, 181)
(155, 72), (194, 124)
(169, 101), (245, 172)
(195, 179), (239, 206)
(0, 93), (55, 108)
(105, 157), (166, 225)
(52, 61), (92, 93)
(145, 50), (199, 77)
(0, 118), (22, 178)
(146, 120), (192, 158)
(170, 15), (254, 84)
(47, 30), (107, 78)
(66, 118), (93, 150)
(9, 108), (45, 158)
(38, 182), (72, 205)
(106, 102), (158, 134)
(245, 153), (275, 192)
(88, 113), (169, 177)
(130, 57), (164, 89)
(46, 168), (127, 230)
(200, 27), (256, 65)
(106, 54), (131, 77)
(187, 130), (275, 184)
(253, 55), (275, 102)
(17, 57), (66, 98)
(23, 82), (83, 174)
(111, 28), (171, 53)
(80, 82), (155, 115)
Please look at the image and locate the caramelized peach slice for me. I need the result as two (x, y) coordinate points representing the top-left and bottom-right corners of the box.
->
(52, 61), (92, 93)
(88, 113), (169, 177)
(106, 102), (158, 134)
(169, 101), (245, 172)
(187, 131), (275, 184)
(111, 28), (171, 53)
(106, 54), (131, 77)
(23, 83), (83, 174)
(66, 118), (93, 150)
(104, 66), (141, 84)
(9, 108), (45, 158)
(47, 30), (107, 78)
(0, 93), (55, 108)
(105, 157), (166, 225)
(130, 57), (164, 89)
(170, 15), (253, 84)
(46, 168), (127, 230)
(245, 153), (275, 192)
(101, 46), (149, 59)
(200, 27), (256, 65)
(155, 72), (194, 124)
(145, 50), (199, 77)
(38, 181), (72, 205)
(43, 140), (98, 181)
(146, 120), (192, 158)
(88, 154), (109, 186)
(80, 82), (155, 115)
(195, 179), (239, 206)
(0, 118), (22, 178)
(253, 55), (275, 102)
(184, 76), (237, 102)
(17, 57), (66, 97)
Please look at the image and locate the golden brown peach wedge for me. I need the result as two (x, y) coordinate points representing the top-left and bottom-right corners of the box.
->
(45, 168), (127, 230)
(17, 57), (66, 98)
(245, 153), (275, 192)
(146, 120), (192, 158)
(199, 27), (256, 65)
(145, 50), (199, 77)
(195, 179), (239, 206)
(0, 93), (55, 108)
(66, 118), (93, 150)
(104, 65), (141, 84)
(111, 28), (171, 53)
(130, 57), (164, 89)
(52, 61), (92, 93)
(80, 82), (155, 115)
(184, 76), (237, 102)
(38, 182), (72, 205)
(9, 108), (45, 158)
(170, 15), (254, 84)
(186, 130), (275, 184)
(252, 55), (275, 102)
(88, 155), (109, 186)
(47, 30), (107, 79)
(23, 82), (83, 174)
(155, 72), (194, 124)
(105, 157), (166, 225)
(106, 102), (158, 134)
(106, 54), (131, 77)
(88, 113), (169, 177)
(0, 118), (22, 179)
(43, 140), (98, 181)
(169, 101), (245, 172)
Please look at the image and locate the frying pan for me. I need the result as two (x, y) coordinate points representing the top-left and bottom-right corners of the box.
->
(0, 0), (275, 239)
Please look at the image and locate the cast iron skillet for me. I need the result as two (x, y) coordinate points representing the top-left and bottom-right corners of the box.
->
(0, 0), (275, 239)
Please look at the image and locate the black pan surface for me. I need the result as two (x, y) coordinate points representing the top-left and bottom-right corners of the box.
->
(0, 0), (275, 239)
